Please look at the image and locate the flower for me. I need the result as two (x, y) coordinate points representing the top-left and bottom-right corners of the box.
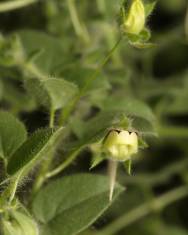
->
(103, 130), (138, 161)
(124, 0), (145, 35)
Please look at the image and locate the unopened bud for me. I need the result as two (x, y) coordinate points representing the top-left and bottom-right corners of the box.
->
(124, 0), (145, 35)
(103, 130), (138, 161)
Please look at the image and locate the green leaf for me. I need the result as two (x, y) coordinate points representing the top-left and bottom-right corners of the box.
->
(2, 79), (37, 113)
(138, 137), (149, 149)
(58, 64), (110, 93)
(25, 78), (78, 111)
(139, 28), (151, 42)
(7, 127), (64, 175)
(127, 33), (140, 43)
(100, 97), (155, 123)
(90, 154), (105, 169)
(0, 34), (23, 67)
(145, 1), (156, 17)
(0, 111), (27, 159)
(74, 111), (130, 144)
(32, 174), (124, 235)
(70, 105), (156, 149)
(127, 28), (154, 47)
(130, 41), (156, 49)
(123, 159), (132, 175)
(132, 117), (157, 136)
(18, 30), (70, 74)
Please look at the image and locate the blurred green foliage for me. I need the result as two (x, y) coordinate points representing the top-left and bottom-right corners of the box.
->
(0, 0), (188, 235)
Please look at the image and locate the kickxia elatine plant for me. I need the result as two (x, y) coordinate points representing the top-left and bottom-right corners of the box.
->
(1, 0), (188, 235)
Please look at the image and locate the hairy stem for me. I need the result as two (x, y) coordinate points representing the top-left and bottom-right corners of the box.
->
(3, 171), (23, 204)
(46, 146), (83, 179)
(59, 36), (122, 125)
(31, 151), (54, 197)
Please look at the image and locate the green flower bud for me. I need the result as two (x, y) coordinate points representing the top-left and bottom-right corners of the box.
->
(124, 0), (145, 35)
(3, 211), (39, 235)
(3, 220), (23, 235)
(12, 211), (39, 235)
(103, 130), (138, 161)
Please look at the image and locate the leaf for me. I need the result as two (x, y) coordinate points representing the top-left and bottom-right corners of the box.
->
(58, 64), (110, 93)
(145, 1), (156, 17)
(7, 127), (64, 175)
(132, 117), (157, 136)
(130, 41), (156, 49)
(18, 30), (71, 74)
(138, 137), (149, 149)
(100, 97), (155, 123)
(127, 28), (154, 48)
(90, 154), (105, 169)
(69, 117), (85, 139)
(74, 111), (130, 144)
(0, 111), (27, 159)
(70, 107), (156, 150)
(139, 28), (151, 42)
(2, 79), (37, 113)
(0, 34), (23, 67)
(123, 159), (132, 175)
(25, 78), (78, 111)
(32, 174), (124, 235)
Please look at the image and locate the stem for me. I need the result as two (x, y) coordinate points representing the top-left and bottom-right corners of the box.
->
(49, 108), (55, 128)
(0, 0), (37, 13)
(97, 185), (188, 235)
(30, 95), (55, 195)
(108, 160), (118, 202)
(82, 36), (122, 96)
(67, 0), (90, 43)
(25, 62), (47, 80)
(124, 158), (188, 186)
(59, 36), (122, 125)
(31, 151), (54, 196)
(9, 178), (19, 203)
(158, 125), (188, 138)
(7, 171), (22, 204)
(46, 146), (83, 179)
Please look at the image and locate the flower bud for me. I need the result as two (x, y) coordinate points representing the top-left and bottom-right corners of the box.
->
(3, 220), (23, 235)
(2, 211), (39, 235)
(12, 211), (39, 235)
(124, 0), (145, 35)
(103, 130), (138, 161)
